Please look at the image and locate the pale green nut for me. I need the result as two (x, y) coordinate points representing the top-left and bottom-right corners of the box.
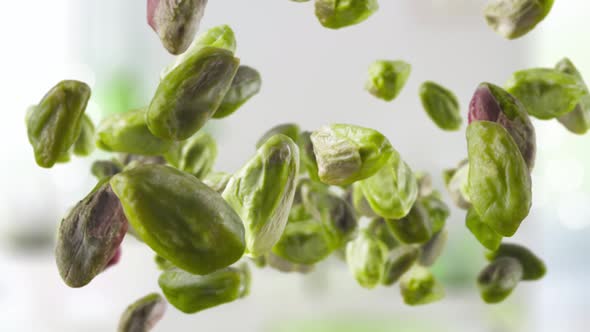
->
(467, 121), (531, 237)
(26, 80), (91, 168)
(158, 266), (248, 314)
(358, 151), (418, 220)
(484, 0), (554, 40)
(388, 200), (433, 244)
(315, 0), (379, 29)
(346, 230), (388, 289)
(214, 65), (262, 119)
(272, 218), (333, 265)
(465, 208), (502, 251)
(222, 134), (299, 257)
(400, 265), (445, 306)
(506, 68), (585, 120)
(477, 257), (523, 304)
(91, 160), (123, 180)
(555, 58), (590, 134)
(311, 124), (394, 186)
(111, 164), (245, 275)
(419, 191), (450, 235)
(382, 246), (420, 286)
(365, 60), (411, 102)
(367, 218), (399, 250)
(147, 46), (240, 141)
(486, 243), (546, 280)
(117, 293), (166, 332)
(419, 81), (462, 131)
(202, 171), (232, 193)
(173, 131), (217, 179)
(73, 114), (95, 157)
(96, 108), (173, 156)
(256, 123), (300, 149)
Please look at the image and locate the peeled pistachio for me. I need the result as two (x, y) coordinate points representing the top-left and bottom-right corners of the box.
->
(478, 257), (523, 304)
(176, 131), (218, 179)
(484, 0), (554, 40)
(91, 160), (123, 180)
(365, 60), (411, 102)
(202, 171), (232, 193)
(367, 218), (399, 250)
(382, 246), (420, 286)
(486, 243), (546, 281)
(147, 0), (208, 55)
(311, 124), (394, 186)
(419, 191), (450, 235)
(315, 0), (379, 29)
(56, 179), (128, 288)
(117, 293), (166, 332)
(214, 66), (262, 119)
(272, 218), (333, 265)
(346, 230), (388, 289)
(388, 201), (432, 245)
(222, 134), (299, 257)
(400, 265), (445, 306)
(555, 58), (590, 134)
(419, 81), (462, 131)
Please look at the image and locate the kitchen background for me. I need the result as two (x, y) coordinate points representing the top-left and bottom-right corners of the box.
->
(0, 1), (588, 331)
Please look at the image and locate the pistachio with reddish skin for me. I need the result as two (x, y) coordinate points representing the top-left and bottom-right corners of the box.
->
(117, 293), (167, 332)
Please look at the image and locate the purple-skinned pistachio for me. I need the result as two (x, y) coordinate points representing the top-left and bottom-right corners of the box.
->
(468, 82), (536, 170)
(55, 179), (128, 288)
(147, 0), (208, 55)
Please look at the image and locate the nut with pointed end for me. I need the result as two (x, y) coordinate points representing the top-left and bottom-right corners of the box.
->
(117, 293), (166, 332)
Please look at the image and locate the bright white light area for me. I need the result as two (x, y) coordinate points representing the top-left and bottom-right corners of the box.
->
(558, 192), (590, 230)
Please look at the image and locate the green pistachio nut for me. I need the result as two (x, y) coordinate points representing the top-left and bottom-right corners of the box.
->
(272, 218), (333, 265)
(467, 121), (531, 237)
(477, 257), (523, 304)
(202, 171), (232, 193)
(297, 131), (321, 182)
(311, 124), (394, 186)
(419, 81), (462, 131)
(346, 230), (388, 289)
(73, 114), (95, 157)
(177, 131), (217, 179)
(465, 208), (502, 251)
(555, 58), (590, 134)
(147, 47), (240, 140)
(486, 243), (546, 280)
(256, 123), (300, 149)
(359, 151), (418, 220)
(91, 160), (123, 180)
(365, 60), (411, 102)
(222, 134), (299, 257)
(367, 218), (399, 250)
(484, 0), (554, 40)
(26, 80), (91, 168)
(56, 179), (128, 288)
(387, 200), (433, 244)
(382, 246), (420, 286)
(147, 0), (208, 55)
(506, 68), (585, 120)
(158, 267), (246, 314)
(469, 82), (536, 170)
(315, 0), (379, 29)
(419, 191), (450, 234)
(419, 229), (448, 267)
(96, 108), (173, 155)
(400, 265), (445, 306)
(352, 182), (378, 218)
(445, 160), (472, 210)
(117, 293), (166, 332)
(111, 164), (245, 275)
(214, 66), (262, 119)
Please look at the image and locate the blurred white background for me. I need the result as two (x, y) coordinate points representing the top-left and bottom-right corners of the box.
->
(0, 1), (589, 331)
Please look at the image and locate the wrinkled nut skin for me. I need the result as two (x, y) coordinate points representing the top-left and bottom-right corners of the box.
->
(506, 68), (585, 120)
(484, 0), (554, 40)
(365, 60), (411, 102)
(272, 219), (333, 265)
(147, 47), (240, 141)
(400, 265), (445, 306)
(26, 80), (91, 168)
(555, 58), (590, 135)
(359, 151), (419, 220)
(297, 131), (321, 182)
(419, 81), (462, 131)
(467, 121), (531, 237)
(256, 123), (300, 149)
(487, 243), (546, 281)
(177, 131), (218, 179)
(96, 109), (173, 156)
(346, 230), (388, 289)
(73, 114), (95, 157)
(111, 164), (245, 275)
(214, 66), (262, 119)
(158, 267), (246, 314)
(311, 124), (394, 186)
(56, 179), (128, 288)
(465, 208), (502, 251)
(478, 257), (523, 304)
(117, 293), (166, 332)
(147, 0), (208, 55)
(419, 229), (448, 267)
(469, 82), (536, 170)
(315, 0), (379, 29)
(382, 246), (420, 286)
(387, 200), (432, 245)
(222, 134), (299, 257)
